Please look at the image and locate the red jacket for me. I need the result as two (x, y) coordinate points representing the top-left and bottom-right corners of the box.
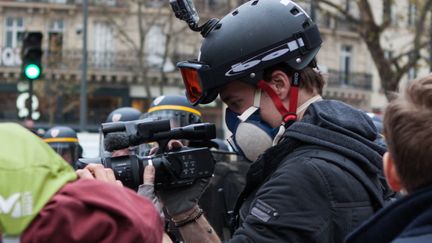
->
(14, 179), (162, 243)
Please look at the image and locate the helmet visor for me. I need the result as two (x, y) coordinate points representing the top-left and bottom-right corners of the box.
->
(177, 61), (208, 105)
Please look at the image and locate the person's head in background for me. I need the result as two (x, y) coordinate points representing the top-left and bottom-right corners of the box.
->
(140, 95), (202, 148)
(142, 95), (202, 129)
(43, 126), (83, 167)
(383, 74), (432, 194)
(104, 107), (141, 157)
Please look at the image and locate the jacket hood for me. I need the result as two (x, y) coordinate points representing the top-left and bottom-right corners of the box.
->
(239, 100), (387, 204)
(282, 100), (386, 175)
(0, 123), (77, 236)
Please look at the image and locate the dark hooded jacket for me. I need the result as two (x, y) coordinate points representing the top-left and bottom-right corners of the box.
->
(346, 186), (432, 243)
(228, 100), (390, 243)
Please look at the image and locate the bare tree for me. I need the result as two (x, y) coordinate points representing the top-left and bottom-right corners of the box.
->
(101, 0), (169, 104)
(314, 0), (432, 100)
(101, 0), (237, 102)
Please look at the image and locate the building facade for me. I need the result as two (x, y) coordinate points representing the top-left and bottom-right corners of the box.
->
(0, 0), (430, 136)
(0, 0), (226, 135)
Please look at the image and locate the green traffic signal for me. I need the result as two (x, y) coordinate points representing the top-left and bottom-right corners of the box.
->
(24, 64), (41, 80)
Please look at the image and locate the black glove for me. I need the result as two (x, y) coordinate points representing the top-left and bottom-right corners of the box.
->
(157, 178), (210, 216)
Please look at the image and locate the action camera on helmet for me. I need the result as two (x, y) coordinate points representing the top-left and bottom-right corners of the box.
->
(169, 0), (219, 37)
(77, 119), (216, 190)
(169, 0), (200, 30)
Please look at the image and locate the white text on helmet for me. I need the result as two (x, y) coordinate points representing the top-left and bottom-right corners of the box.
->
(225, 38), (305, 77)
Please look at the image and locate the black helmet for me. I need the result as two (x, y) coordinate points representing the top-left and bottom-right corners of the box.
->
(177, 0), (322, 105)
(43, 126), (82, 166)
(106, 107), (141, 123)
(141, 95), (202, 128)
(101, 107), (142, 157)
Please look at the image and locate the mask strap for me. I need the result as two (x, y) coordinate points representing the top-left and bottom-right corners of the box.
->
(237, 106), (259, 122)
(257, 72), (300, 125)
(296, 95), (322, 115)
(237, 88), (261, 122)
(253, 88), (261, 107)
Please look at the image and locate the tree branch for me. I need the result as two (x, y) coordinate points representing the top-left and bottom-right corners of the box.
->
(391, 41), (430, 63)
(107, 17), (138, 51)
(397, 0), (432, 74)
(357, 0), (379, 29)
(317, 0), (362, 25)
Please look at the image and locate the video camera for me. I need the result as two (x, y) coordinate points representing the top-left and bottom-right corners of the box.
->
(77, 119), (216, 190)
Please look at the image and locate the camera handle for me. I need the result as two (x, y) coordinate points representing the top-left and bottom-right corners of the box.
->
(155, 139), (170, 155)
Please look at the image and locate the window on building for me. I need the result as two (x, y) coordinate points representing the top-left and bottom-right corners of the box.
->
(145, 25), (166, 68)
(384, 49), (394, 60)
(91, 0), (116, 6)
(49, 0), (67, 3)
(345, 0), (351, 12)
(93, 21), (113, 68)
(340, 45), (352, 85)
(408, 52), (417, 80)
(407, 1), (417, 27)
(389, 4), (397, 26)
(408, 66), (417, 80)
(5, 17), (24, 48)
(48, 19), (65, 66)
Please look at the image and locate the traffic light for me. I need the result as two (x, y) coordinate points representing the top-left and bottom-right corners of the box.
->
(21, 32), (43, 80)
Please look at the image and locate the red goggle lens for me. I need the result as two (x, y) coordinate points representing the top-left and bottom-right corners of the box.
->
(180, 68), (203, 105)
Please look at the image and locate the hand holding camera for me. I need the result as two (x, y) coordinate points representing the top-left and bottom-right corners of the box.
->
(76, 119), (216, 190)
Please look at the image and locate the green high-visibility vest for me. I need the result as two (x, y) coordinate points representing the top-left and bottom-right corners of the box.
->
(0, 123), (77, 236)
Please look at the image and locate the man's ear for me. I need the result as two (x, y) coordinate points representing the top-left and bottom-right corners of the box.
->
(383, 152), (403, 192)
(269, 70), (291, 100)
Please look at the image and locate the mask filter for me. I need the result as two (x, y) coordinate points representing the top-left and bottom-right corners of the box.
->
(225, 89), (278, 162)
(232, 120), (274, 161)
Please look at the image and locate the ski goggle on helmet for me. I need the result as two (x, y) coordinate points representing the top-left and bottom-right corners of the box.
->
(177, 0), (322, 105)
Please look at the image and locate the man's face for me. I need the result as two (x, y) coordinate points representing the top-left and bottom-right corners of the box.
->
(220, 80), (281, 128)
(220, 81), (255, 115)
(60, 151), (73, 165)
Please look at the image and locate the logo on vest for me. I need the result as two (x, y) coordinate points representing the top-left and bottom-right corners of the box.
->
(0, 192), (33, 218)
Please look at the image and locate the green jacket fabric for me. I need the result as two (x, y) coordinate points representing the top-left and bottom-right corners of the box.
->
(0, 123), (77, 236)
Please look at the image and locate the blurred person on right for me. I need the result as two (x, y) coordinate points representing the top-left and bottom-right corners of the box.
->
(346, 75), (432, 243)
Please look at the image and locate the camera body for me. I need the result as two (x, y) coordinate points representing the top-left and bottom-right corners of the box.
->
(77, 119), (216, 190)
(77, 147), (214, 189)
